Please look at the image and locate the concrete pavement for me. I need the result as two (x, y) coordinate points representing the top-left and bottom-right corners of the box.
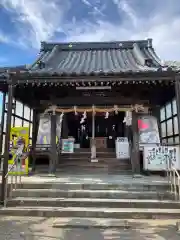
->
(0, 216), (180, 239)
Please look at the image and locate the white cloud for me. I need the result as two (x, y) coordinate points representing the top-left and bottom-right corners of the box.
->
(81, 0), (104, 16)
(112, 0), (138, 28)
(81, 0), (91, 7)
(1, 0), (70, 48)
(0, 0), (180, 60)
(0, 31), (10, 44)
(65, 0), (180, 60)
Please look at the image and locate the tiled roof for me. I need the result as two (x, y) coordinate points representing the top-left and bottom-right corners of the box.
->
(0, 65), (29, 79)
(29, 39), (164, 76)
(0, 65), (27, 73)
(165, 61), (180, 71)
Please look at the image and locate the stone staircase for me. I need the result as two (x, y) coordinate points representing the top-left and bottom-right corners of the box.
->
(0, 176), (180, 220)
(35, 148), (132, 174)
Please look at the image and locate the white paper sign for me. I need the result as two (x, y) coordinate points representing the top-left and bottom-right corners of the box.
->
(116, 137), (130, 159)
(143, 146), (180, 170)
(61, 139), (74, 153)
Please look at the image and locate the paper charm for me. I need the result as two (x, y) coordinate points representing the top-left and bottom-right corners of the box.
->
(114, 105), (118, 114)
(74, 106), (78, 115)
(60, 112), (64, 122)
(105, 112), (109, 119)
(80, 111), (87, 124)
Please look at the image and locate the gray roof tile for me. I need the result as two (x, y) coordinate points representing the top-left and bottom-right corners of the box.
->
(165, 61), (180, 71)
(0, 65), (27, 73)
(24, 40), (167, 75)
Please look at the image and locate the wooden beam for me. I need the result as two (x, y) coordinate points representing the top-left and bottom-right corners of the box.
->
(10, 71), (176, 84)
(38, 96), (150, 106)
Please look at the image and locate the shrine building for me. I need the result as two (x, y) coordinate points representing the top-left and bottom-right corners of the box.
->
(0, 38), (180, 176)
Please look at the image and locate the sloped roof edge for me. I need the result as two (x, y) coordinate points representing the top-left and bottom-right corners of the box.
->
(40, 39), (153, 52)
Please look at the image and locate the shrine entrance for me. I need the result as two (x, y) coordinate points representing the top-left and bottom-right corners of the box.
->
(66, 109), (125, 150)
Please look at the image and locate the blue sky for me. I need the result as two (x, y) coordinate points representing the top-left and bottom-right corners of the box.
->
(0, 0), (180, 68)
(1, 0), (180, 116)
(0, 0), (179, 120)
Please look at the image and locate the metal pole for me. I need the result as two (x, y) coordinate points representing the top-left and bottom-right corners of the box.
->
(1, 84), (13, 204)
(91, 105), (97, 162)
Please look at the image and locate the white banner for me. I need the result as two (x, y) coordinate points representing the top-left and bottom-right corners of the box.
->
(143, 146), (180, 170)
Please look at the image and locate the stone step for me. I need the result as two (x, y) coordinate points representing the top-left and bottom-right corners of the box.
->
(51, 217), (180, 229)
(0, 206), (180, 219)
(7, 197), (180, 209)
(52, 217), (132, 228)
(74, 148), (115, 153)
(35, 169), (132, 175)
(18, 182), (170, 191)
(35, 168), (132, 174)
(59, 158), (126, 164)
(60, 153), (116, 159)
(58, 162), (130, 167)
(12, 189), (171, 199)
(56, 165), (131, 171)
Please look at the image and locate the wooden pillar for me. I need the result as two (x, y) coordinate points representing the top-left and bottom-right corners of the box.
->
(1, 84), (13, 203)
(0, 93), (6, 160)
(131, 110), (140, 175)
(91, 106), (97, 161)
(31, 109), (38, 172)
(49, 113), (57, 174)
(61, 114), (68, 138)
(175, 77), (180, 143)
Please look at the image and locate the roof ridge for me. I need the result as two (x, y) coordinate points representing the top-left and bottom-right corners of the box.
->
(40, 39), (153, 52)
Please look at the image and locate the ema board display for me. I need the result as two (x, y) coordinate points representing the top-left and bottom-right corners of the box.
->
(143, 146), (180, 170)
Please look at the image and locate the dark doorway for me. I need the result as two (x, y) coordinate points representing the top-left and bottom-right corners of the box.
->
(67, 111), (125, 149)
